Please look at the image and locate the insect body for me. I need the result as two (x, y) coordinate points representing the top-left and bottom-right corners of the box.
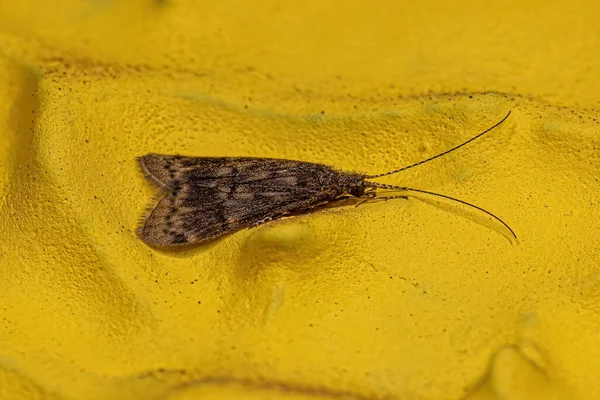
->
(138, 112), (514, 246)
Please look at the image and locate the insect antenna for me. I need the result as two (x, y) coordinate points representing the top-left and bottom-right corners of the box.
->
(366, 111), (512, 179)
(367, 182), (517, 240)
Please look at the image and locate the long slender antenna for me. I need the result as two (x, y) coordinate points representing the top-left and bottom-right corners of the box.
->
(368, 182), (517, 239)
(366, 111), (512, 179)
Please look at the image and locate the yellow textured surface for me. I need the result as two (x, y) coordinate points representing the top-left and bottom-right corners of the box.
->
(1, 1), (599, 399)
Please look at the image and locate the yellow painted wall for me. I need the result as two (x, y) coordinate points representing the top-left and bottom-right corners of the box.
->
(1, 1), (599, 399)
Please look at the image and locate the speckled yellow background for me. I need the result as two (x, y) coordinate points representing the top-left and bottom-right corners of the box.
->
(1, 1), (599, 399)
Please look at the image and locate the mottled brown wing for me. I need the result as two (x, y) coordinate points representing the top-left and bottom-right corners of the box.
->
(139, 154), (315, 188)
(137, 154), (341, 246)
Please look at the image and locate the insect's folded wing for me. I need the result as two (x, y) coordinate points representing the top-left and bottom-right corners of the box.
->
(137, 156), (340, 246)
(138, 154), (306, 188)
(138, 184), (324, 246)
(138, 154), (239, 188)
(138, 154), (182, 187)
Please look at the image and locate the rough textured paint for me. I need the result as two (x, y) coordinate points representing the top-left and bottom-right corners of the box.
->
(0, 1), (599, 399)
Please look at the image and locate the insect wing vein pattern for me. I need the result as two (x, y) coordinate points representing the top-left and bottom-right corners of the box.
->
(137, 154), (364, 246)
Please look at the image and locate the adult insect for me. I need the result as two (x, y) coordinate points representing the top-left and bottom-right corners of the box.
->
(138, 111), (514, 246)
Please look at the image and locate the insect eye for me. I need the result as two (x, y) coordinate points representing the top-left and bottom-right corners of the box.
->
(349, 186), (365, 197)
